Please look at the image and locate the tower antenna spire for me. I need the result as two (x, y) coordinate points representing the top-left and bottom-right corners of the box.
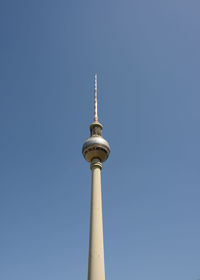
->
(94, 73), (98, 122)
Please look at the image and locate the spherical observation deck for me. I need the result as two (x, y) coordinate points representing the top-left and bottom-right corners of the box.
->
(82, 121), (110, 163)
(82, 135), (110, 163)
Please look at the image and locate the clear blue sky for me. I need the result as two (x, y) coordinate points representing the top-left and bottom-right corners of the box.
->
(0, 0), (200, 279)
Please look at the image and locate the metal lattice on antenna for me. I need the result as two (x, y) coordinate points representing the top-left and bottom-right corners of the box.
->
(94, 73), (98, 122)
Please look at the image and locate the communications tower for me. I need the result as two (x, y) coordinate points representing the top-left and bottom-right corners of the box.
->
(82, 74), (110, 280)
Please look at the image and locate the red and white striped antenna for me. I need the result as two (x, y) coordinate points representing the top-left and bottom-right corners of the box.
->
(94, 73), (98, 122)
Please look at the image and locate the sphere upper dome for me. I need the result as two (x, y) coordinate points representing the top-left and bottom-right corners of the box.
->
(82, 136), (110, 163)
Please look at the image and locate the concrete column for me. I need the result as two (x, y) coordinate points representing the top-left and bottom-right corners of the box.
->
(88, 158), (105, 280)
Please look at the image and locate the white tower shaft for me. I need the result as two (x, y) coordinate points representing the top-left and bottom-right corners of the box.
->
(88, 159), (105, 280)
